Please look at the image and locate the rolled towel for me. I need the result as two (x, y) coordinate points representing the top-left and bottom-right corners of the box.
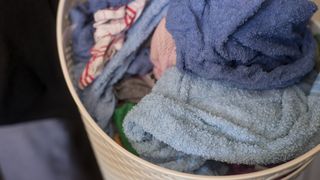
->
(123, 67), (320, 171)
(150, 17), (176, 79)
(166, 0), (317, 90)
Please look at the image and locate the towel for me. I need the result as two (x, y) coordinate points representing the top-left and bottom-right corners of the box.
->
(88, 0), (133, 12)
(123, 67), (320, 169)
(70, 3), (94, 61)
(150, 17), (176, 79)
(79, 0), (147, 89)
(76, 0), (170, 129)
(166, 0), (317, 90)
(126, 48), (153, 76)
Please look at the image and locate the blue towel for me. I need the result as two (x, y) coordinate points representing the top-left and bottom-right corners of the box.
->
(166, 0), (317, 90)
(88, 0), (133, 12)
(72, 0), (170, 128)
(123, 67), (320, 169)
(126, 48), (153, 76)
(193, 161), (229, 176)
(127, 135), (229, 174)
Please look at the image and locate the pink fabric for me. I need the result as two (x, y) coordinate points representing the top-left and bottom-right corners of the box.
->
(79, 0), (147, 89)
(150, 18), (176, 80)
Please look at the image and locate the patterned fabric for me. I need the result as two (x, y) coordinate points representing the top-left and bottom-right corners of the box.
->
(79, 0), (147, 89)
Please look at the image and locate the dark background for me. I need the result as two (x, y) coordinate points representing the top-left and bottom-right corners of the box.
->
(0, 0), (102, 179)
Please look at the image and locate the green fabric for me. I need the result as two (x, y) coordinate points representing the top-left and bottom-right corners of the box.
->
(113, 102), (138, 155)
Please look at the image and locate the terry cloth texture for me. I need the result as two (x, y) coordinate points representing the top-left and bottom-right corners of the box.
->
(166, 0), (317, 90)
(124, 67), (320, 168)
(79, 0), (147, 89)
(75, 0), (170, 129)
(150, 17), (176, 79)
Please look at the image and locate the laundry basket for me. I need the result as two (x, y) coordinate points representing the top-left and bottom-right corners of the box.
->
(57, 0), (320, 179)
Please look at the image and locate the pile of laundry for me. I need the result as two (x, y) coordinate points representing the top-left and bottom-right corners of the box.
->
(70, 0), (320, 176)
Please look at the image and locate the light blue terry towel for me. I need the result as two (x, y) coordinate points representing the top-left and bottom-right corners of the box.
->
(123, 67), (320, 170)
(76, 0), (170, 129)
(126, 134), (229, 174)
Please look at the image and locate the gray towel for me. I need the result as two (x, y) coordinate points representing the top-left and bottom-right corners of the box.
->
(123, 67), (320, 171)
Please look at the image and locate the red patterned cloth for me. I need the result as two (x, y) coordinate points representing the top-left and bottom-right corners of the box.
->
(79, 0), (147, 89)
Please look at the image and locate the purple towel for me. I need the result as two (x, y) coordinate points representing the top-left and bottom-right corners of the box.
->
(166, 0), (317, 90)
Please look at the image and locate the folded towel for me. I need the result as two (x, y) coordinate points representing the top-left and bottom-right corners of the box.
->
(124, 67), (320, 169)
(77, 0), (170, 128)
(166, 0), (317, 90)
(150, 17), (176, 79)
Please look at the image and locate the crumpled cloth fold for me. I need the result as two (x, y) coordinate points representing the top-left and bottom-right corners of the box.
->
(70, 3), (94, 61)
(79, 0), (147, 89)
(126, 48), (153, 76)
(69, 0), (133, 61)
(77, 0), (170, 129)
(88, 0), (133, 12)
(114, 73), (155, 103)
(124, 67), (320, 169)
(166, 0), (317, 90)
